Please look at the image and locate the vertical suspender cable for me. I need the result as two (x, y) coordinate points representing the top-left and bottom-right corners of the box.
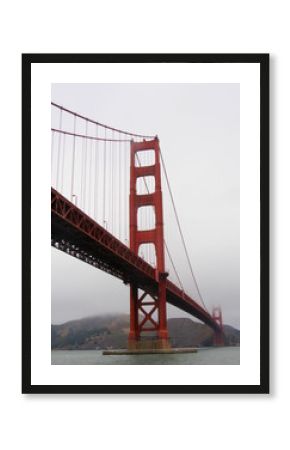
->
(61, 132), (66, 194)
(118, 135), (121, 240)
(123, 141), (125, 243)
(71, 114), (76, 202)
(91, 137), (94, 217)
(51, 130), (55, 186)
(119, 139), (122, 241)
(80, 123), (85, 209)
(56, 108), (63, 190)
(94, 124), (99, 221)
(164, 241), (184, 290)
(111, 131), (114, 234)
(83, 120), (88, 212)
(103, 128), (107, 227)
(108, 133), (111, 232)
(87, 132), (92, 215)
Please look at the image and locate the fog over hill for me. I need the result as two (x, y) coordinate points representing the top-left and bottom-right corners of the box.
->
(51, 314), (240, 350)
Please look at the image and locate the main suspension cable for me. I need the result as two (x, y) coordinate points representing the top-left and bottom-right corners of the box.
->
(51, 102), (155, 139)
(159, 148), (208, 312)
(51, 128), (132, 142)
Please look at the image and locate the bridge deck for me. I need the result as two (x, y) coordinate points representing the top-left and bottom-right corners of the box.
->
(51, 188), (220, 333)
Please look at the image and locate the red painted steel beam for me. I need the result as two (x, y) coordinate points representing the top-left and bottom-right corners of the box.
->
(135, 165), (155, 178)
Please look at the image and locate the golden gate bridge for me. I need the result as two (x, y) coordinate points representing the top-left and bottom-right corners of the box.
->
(51, 102), (224, 350)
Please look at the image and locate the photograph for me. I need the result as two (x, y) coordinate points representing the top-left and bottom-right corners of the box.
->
(50, 82), (240, 365)
(22, 53), (269, 393)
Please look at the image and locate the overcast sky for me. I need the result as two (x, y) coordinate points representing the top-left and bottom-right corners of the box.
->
(51, 83), (240, 329)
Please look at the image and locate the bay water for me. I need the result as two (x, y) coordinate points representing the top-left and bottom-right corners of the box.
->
(51, 346), (240, 365)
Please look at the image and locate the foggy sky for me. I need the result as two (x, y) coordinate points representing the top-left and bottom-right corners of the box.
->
(51, 83), (240, 329)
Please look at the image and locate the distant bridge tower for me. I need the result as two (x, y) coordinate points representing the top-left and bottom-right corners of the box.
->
(128, 137), (170, 350)
(212, 306), (224, 346)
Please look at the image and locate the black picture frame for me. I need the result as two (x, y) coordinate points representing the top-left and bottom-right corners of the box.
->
(22, 53), (269, 394)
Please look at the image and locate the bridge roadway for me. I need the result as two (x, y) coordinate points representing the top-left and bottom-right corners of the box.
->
(51, 188), (221, 333)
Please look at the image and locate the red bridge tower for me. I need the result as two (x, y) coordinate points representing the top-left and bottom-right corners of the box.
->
(212, 306), (224, 346)
(128, 138), (170, 350)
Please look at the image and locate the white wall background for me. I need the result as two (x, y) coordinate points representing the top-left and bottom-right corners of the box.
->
(0, 1), (285, 449)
